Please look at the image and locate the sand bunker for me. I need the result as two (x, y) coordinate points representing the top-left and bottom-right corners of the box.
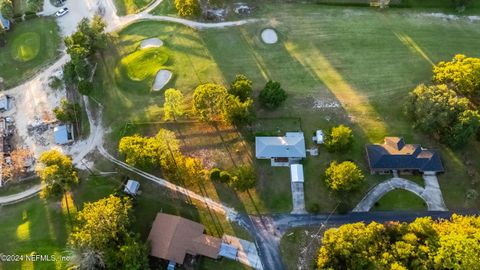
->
(261, 28), (278, 44)
(152, 70), (172, 91)
(140, 38), (163, 49)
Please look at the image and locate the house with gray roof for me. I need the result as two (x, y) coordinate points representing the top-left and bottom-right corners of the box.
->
(365, 137), (444, 175)
(256, 132), (306, 166)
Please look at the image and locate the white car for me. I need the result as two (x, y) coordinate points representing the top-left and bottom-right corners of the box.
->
(55, 7), (69, 17)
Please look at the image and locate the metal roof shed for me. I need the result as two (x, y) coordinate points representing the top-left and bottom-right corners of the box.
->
(290, 164), (304, 183)
(54, 125), (74, 145)
(0, 13), (10, 31)
(124, 180), (140, 195)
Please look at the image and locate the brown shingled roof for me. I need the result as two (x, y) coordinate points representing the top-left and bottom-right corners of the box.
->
(147, 213), (222, 264)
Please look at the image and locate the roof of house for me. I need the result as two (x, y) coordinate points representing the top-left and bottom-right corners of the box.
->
(54, 125), (73, 145)
(124, 180), (140, 195)
(0, 13), (10, 30)
(0, 95), (10, 110)
(366, 137), (444, 172)
(255, 132), (306, 158)
(147, 213), (222, 264)
(290, 164), (304, 182)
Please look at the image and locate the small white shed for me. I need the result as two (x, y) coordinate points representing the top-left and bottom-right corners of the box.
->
(315, 130), (325, 144)
(290, 164), (304, 183)
(124, 180), (140, 195)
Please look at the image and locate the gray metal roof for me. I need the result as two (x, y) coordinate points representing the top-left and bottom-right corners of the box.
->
(255, 132), (306, 158)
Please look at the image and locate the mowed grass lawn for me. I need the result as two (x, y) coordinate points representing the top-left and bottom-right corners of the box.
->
(372, 189), (427, 211)
(0, 17), (61, 89)
(94, 4), (480, 213)
(114, 0), (154, 15)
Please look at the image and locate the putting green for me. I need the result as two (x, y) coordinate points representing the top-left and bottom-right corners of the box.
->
(119, 47), (169, 82)
(10, 32), (41, 62)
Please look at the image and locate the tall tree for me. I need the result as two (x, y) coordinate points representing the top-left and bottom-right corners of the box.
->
(405, 84), (480, 148)
(164, 88), (184, 121)
(36, 150), (79, 220)
(193, 83), (229, 122)
(229, 74), (253, 102)
(119, 135), (160, 169)
(317, 215), (480, 270)
(433, 54), (480, 96)
(69, 195), (149, 269)
(325, 125), (353, 152)
(174, 0), (200, 17)
(259, 80), (287, 109)
(324, 161), (364, 192)
(224, 95), (255, 126)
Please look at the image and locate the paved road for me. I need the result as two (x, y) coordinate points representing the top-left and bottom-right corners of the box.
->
(0, 184), (41, 205)
(353, 176), (447, 212)
(272, 210), (478, 234)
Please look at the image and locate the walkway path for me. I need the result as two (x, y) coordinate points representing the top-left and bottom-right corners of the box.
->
(0, 184), (41, 205)
(352, 175), (447, 212)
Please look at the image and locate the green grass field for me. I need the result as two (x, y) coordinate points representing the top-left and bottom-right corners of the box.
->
(115, 46), (170, 92)
(114, 0), (154, 15)
(94, 3), (480, 214)
(0, 17), (61, 89)
(372, 189), (427, 211)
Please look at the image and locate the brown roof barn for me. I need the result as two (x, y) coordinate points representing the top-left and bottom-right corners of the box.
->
(147, 213), (222, 264)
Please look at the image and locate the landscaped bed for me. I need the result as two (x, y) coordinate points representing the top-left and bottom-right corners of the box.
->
(94, 4), (480, 214)
(0, 17), (61, 89)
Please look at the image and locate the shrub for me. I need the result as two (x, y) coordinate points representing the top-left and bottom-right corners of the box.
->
(229, 74), (253, 102)
(230, 166), (256, 192)
(259, 80), (287, 109)
(78, 80), (93, 95)
(325, 125), (353, 152)
(219, 171), (231, 183)
(209, 168), (221, 181)
(325, 161), (364, 192)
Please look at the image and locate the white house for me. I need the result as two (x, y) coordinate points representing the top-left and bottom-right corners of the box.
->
(255, 132), (306, 166)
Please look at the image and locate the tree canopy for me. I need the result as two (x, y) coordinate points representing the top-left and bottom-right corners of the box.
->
(53, 99), (81, 124)
(259, 80), (287, 109)
(0, 0), (13, 20)
(317, 215), (480, 270)
(69, 195), (150, 269)
(36, 150), (79, 199)
(405, 84), (480, 148)
(119, 134), (161, 169)
(174, 0), (200, 17)
(325, 125), (353, 152)
(324, 161), (364, 192)
(229, 74), (253, 102)
(164, 88), (184, 121)
(224, 95), (255, 126)
(433, 54), (480, 96)
(193, 83), (229, 122)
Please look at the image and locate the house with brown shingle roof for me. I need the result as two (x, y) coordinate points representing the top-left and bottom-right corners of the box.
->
(147, 213), (227, 267)
(365, 137), (444, 175)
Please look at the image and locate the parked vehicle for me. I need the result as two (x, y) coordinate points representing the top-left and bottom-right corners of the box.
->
(55, 7), (69, 17)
